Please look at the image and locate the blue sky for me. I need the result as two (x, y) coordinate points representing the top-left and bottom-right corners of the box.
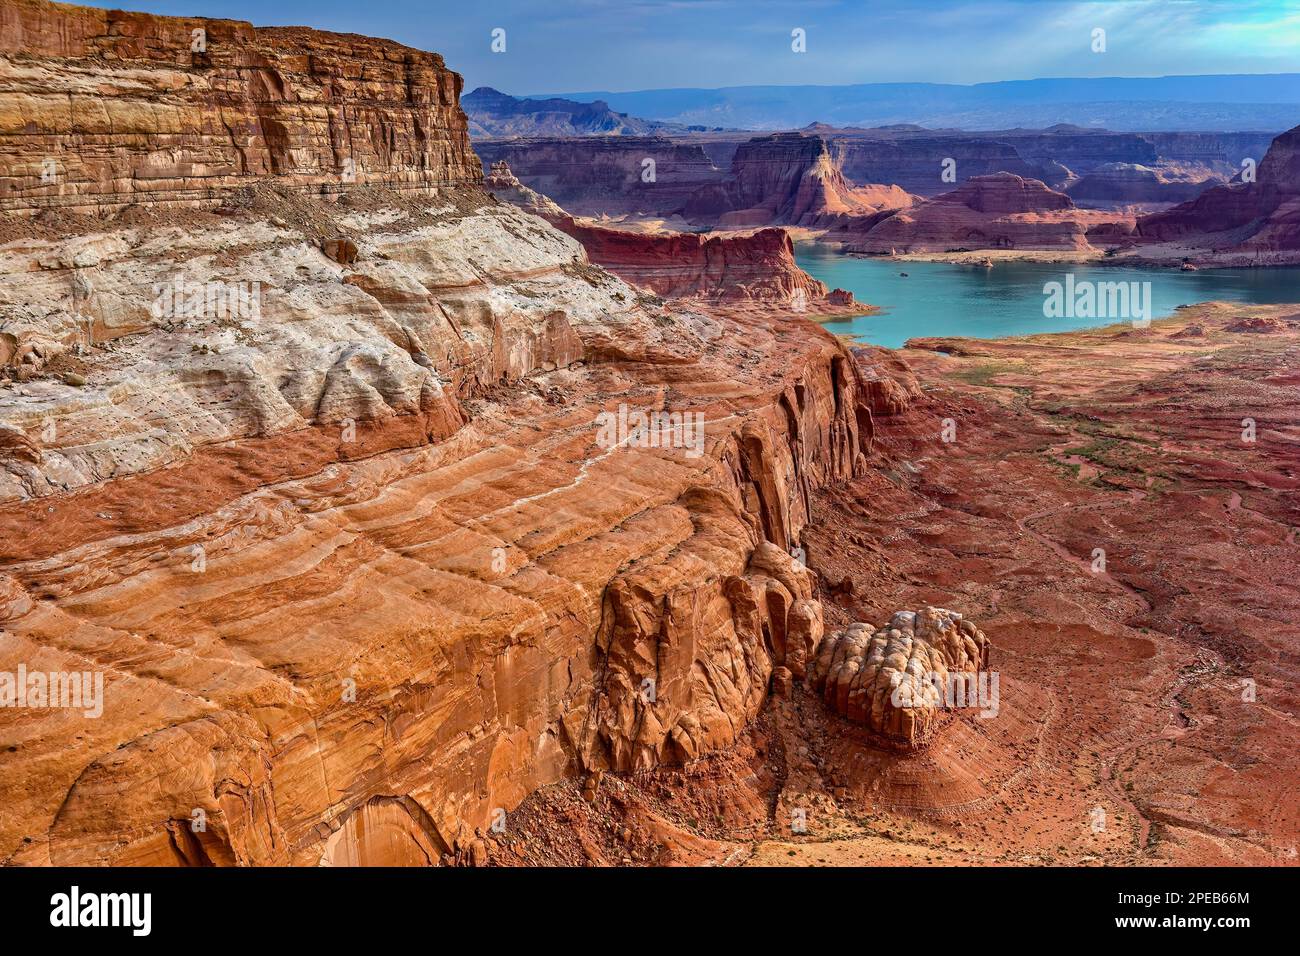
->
(80, 0), (1300, 93)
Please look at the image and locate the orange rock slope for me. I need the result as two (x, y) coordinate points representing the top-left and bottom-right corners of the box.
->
(480, 304), (1300, 868)
(0, 1), (882, 866)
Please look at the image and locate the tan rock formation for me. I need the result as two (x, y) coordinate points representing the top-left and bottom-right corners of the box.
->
(809, 608), (990, 749)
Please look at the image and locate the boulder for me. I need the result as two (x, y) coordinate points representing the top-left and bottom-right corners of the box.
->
(810, 608), (990, 749)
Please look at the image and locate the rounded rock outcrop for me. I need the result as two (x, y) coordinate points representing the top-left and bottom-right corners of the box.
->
(809, 607), (990, 748)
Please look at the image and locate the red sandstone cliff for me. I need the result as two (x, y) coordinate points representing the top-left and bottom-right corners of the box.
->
(555, 218), (849, 306)
(0, 0), (481, 214)
(683, 133), (914, 229)
(1136, 123), (1300, 254)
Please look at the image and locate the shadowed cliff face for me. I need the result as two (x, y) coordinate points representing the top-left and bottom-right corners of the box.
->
(1136, 124), (1300, 253)
(0, 0), (879, 866)
(0, 0), (481, 215)
(474, 137), (726, 218)
(464, 87), (681, 139)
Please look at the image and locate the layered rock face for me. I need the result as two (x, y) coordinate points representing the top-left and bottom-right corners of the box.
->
(851, 345), (922, 417)
(0, 3), (879, 867)
(0, 0), (480, 215)
(470, 125), (1282, 236)
(0, 194), (874, 863)
(1136, 123), (1300, 254)
(683, 133), (914, 228)
(1066, 163), (1216, 206)
(809, 608), (990, 749)
(1139, 131), (1278, 179)
(551, 219), (845, 306)
(835, 173), (1132, 252)
(473, 137), (725, 218)
(837, 127), (1270, 189)
(833, 135), (1045, 196)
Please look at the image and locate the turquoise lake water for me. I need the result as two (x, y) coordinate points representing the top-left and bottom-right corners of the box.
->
(795, 243), (1300, 348)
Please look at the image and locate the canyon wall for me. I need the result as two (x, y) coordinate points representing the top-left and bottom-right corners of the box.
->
(1136, 123), (1300, 254)
(554, 218), (840, 305)
(830, 128), (1273, 194)
(0, 0), (480, 215)
(1065, 163), (1214, 206)
(474, 126), (1258, 232)
(832, 135), (1046, 196)
(0, 1), (874, 866)
(0, 197), (873, 864)
(484, 159), (855, 308)
(464, 86), (683, 138)
(473, 137), (725, 218)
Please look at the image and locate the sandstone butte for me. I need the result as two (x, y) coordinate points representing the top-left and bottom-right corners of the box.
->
(681, 132), (917, 229)
(0, 0), (890, 865)
(831, 172), (1135, 253)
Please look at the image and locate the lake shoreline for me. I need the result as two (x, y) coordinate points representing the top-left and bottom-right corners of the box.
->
(794, 242), (1300, 349)
(804, 237), (1300, 270)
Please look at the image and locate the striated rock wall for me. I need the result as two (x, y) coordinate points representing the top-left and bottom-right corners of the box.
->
(0, 191), (874, 861)
(1066, 162), (1216, 206)
(473, 136), (725, 218)
(0, 0), (481, 215)
(833, 135), (1045, 196)
(1136, 123), (1300, 253)
(552, 219), (838, 306)
(484, 160), (856, 308)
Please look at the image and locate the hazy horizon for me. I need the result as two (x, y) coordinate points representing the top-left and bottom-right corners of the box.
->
(76, 0), (1300, 94)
